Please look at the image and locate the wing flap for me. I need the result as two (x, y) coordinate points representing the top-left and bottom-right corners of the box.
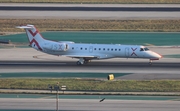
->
(62, 55), (98, 58)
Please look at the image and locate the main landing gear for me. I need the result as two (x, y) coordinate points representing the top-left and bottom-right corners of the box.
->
(76, 58), (90, 65)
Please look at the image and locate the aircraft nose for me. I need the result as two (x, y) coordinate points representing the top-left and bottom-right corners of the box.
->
(150, 51), (163, 60)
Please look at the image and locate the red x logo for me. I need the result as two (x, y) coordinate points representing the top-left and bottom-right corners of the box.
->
(28, 30), (42, 51)
(131, 48), (137, 56)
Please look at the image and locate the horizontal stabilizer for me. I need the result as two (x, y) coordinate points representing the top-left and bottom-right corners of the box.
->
(16, 25), (34, 29)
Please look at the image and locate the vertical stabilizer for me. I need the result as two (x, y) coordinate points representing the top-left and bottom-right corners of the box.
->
(16, 24), (44, 51)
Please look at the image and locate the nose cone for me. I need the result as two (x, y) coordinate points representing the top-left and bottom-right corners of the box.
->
(149, 51), (162, 60)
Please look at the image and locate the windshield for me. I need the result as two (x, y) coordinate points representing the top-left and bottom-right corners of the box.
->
(140, 48), (144, 51)
(144, 47), (149, 51)
(140, 47), (150, 51)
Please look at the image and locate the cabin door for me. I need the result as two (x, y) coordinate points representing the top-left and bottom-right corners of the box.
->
(89, 46), (93, 53)
(125, 47), (129, 57)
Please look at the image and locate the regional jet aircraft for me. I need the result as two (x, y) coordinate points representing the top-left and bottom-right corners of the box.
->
(17, 24), (162, 65)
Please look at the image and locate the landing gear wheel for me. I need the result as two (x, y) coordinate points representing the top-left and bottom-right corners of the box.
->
(149, 60), (152, 65)
(76, 61), (82, 65)
(84, 61), (87, 64)
(84, 60), (89, 64)
(84, 60), (91, 64)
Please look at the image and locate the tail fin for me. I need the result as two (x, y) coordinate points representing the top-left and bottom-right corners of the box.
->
(16, 24), (44, 51)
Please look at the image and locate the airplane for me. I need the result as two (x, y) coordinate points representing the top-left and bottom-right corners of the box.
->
(16, 24), (162, 65)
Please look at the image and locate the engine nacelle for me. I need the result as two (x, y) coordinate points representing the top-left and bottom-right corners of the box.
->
(43, 42), (68, 51)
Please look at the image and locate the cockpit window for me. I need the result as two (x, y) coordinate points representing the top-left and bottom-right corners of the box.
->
(144, 47), (149, 51)
(140, 48), (144, 51)
(140, 47), (150, 51)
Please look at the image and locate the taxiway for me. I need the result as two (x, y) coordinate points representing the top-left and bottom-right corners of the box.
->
(0, 47), (180, 80)
(0, 98), (180, 111)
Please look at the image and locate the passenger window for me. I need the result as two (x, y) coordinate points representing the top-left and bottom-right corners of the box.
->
(103, 48), (105, 51)
(111, 49), (113, 51)
(72, 47), (74, 50)
(99, 48), (101, 50)
(115, 49), (117, 51)
(107, 48), (109, 51)
(94, 48), (96, 50)
(119, 49), (121, 51)
(80, 48), (83, 50)
(85, 48), (87, 50)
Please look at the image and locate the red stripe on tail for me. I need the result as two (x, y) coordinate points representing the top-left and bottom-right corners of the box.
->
(28, 30), (39, 37)
(30, 39), (42, 51)
(28, 30), (42, 51)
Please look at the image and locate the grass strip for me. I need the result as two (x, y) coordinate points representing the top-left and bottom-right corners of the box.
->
(0, 72), (131, 78)
(0, 79), (180, 92)
(1, 19), (180, 33)
(1, 0), (180, 4)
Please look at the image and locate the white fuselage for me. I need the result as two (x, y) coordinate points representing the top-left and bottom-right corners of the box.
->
(17, 24), (162, 65)
(37, 39), (161, 60)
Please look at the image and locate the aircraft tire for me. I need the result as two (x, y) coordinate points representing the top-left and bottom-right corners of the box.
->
(76, 61), (82, 65)
(84, 60), (88, 64)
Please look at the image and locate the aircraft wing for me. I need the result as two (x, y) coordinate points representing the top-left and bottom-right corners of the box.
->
(62, 55), (99, 59)
(62, 54), (113, 59)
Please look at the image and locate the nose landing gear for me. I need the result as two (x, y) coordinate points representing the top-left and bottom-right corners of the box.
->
(149, 59), (152, 65)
